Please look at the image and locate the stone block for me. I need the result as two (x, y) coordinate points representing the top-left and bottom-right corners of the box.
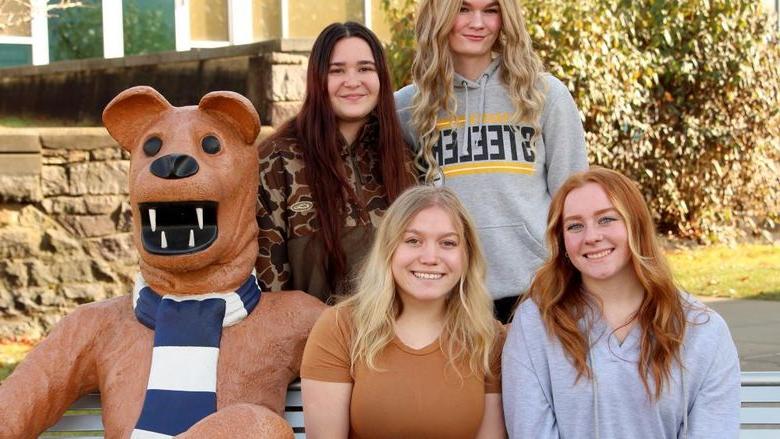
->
(51, 259), (94, 284)
(86, 195), (127, 215)
(0, 133), (42, 153)
(41, 227), (82, 254)
(18, 205), (57, 229)
(0, 153), (41, 175)
(0, 286), (13, 310)
(42, 148), (69, 165)
(90, 147), (125, 161)
(92, 260), (119, 283)
(59, 214), (117, 238)
(69, 161), (129, 195)
(41, 165), (69, 196)
(84, 233), (137, 262)
(41, 196), (86, 215)
(35, 287), (67, 307)
(68, 150), (90, 163)
(0, 175), (41, 202)
(270, 64), (307, 101)
(266, 52), (308, 65)
(1, 260), (29, 288)
(60, 283), (105, 301)
(0, 228), (40, 259)
(39, 128), (117, 151)
(0, 208), (20, 226)
(115, 199), (133, 232)
(27, 259), (59, 288)
(270, 101), (302, 128)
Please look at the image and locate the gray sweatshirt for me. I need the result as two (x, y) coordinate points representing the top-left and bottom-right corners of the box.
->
(503, 295), (741, 439)
(394, 58), (587, 300)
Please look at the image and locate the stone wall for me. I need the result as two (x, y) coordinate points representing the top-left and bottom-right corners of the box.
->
(0, 126), (273, 339)
(0, 128), (136, 339)
(0, 39), (312, 128)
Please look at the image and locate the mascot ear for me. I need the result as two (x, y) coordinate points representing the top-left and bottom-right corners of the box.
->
(102, 86), (172, 152)
(198, 91), (261, 144)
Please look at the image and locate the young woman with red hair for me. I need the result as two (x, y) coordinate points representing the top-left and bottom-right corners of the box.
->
(256, 22), (415, 302)
(502, 167), (740, 438)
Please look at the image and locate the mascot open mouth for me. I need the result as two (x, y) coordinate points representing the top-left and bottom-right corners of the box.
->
(139, 202), (218, 255)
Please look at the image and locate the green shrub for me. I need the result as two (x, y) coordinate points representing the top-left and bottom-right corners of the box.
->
(381, 0), (780, 242)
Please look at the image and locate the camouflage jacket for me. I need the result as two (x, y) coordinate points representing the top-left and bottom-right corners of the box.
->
(255, 119), (410, 302)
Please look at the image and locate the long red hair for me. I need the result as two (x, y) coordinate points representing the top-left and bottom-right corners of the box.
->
(268, 22), (412, 292)
(526, 167), (685, 399)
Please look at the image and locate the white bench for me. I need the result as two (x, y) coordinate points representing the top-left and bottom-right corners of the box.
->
(41, 372), (780, 438)
(40, 381), (304, 438)
(740, 371), (780, 438)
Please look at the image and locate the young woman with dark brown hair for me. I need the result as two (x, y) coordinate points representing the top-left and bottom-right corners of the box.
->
(256, 22), (415, 302)
(502, 167), (740, 438)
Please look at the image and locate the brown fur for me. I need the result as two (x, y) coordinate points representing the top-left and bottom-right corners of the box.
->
(0, 86), (326, 438)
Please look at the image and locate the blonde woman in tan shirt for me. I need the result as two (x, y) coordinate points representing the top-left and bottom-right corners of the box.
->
(301, 186), (506, 438)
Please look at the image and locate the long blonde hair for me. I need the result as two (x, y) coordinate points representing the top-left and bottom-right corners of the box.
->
(339, 185), (497, 377)
(411, 0), (547, 182)
(526, 167), (685, 399)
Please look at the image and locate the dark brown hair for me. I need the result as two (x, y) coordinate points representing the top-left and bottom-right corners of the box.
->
(268, 22), (412, 292)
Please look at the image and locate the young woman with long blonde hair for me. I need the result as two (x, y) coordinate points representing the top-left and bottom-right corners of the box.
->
(395, 0), (588, 322)
(502, 167), (740, 438)
(301, 186), (506, 438)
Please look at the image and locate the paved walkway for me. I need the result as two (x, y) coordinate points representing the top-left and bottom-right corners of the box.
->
(702, 297), (780, 371)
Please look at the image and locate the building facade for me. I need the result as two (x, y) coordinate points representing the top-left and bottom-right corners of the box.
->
(0, 0), (394, 68)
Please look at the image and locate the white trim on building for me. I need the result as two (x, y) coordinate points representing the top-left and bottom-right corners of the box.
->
(30, 0), (49, 65)
(280, 0), (289, 38)
(0, 36), (33, 45)
(102, 0), (124, 58)
(228, 0), (253, 45)
(174, 0), (192, 52)
(363, 0), (372, 29)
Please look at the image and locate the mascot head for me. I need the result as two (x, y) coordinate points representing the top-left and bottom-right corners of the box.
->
(103, 86), (261, 294)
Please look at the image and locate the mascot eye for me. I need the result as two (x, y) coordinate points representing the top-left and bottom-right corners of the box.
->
(202, 136), (221, 154)
(143, 137), (163, 157)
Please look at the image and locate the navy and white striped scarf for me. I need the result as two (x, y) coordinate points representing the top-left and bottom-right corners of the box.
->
(130, 273), (261, 438)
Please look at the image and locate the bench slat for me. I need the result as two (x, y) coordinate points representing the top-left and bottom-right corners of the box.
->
(740, 407), (780, 425)
(741, 372), (780, 386)
(285, 411), (305, 428)
(741, 386), (780, 403)
(45, 414), (104, 432)
(67, 394), (102, 410)
(740, 429), (780, 439)
(286, 389), (303, 406)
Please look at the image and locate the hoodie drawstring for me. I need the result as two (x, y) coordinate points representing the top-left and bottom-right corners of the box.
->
(588, 332), (601, 439)
(681, 358), (688, 439)
(460, 81), (470, 159)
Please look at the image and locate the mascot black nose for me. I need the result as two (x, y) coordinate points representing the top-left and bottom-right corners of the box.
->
(150, 154), (199, 179)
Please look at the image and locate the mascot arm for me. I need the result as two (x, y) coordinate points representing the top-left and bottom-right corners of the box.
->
(0, 305), (102, 439)
(178, 403), (294, 439)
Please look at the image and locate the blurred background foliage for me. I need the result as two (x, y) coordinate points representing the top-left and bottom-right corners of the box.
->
(381, 0), (780, 243)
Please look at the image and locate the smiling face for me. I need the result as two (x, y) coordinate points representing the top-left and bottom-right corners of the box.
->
(391, 206), (466, 308)
(448, 0), (502, 70)
(327, 37), (380, 127)
(562, 182), (637, 289)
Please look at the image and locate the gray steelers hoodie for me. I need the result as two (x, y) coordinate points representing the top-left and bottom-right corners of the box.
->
(394, 57), (588, 300)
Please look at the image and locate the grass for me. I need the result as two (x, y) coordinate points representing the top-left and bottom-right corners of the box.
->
(0, 116), (96, 128)
(668, 243), (780, 300)
(0, 242), (777, 382)
(0, 339), (35, 382)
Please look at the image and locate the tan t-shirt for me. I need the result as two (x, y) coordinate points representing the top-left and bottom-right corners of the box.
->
(301, 307), (504, 439)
